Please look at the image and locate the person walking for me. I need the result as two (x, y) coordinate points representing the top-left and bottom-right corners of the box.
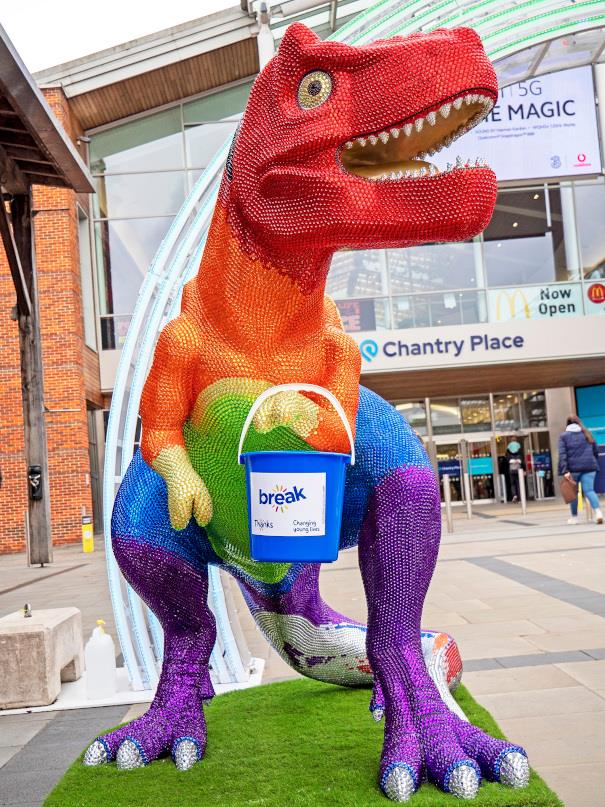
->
(558, 415), (603, 525)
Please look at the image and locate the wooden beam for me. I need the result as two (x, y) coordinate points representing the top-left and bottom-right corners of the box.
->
(0, 193), (32, 315)
(0, 144), (28, 194)
(2, 145), (54, 165)
(11, 192), (53, 565)
(0, 129), (36, 148)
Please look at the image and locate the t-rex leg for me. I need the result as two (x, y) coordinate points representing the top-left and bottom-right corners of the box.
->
(241, 563), (463, 714)
(84, 451), (217, 771)
(240, 563), (371, 685)
(350, 389), (529, 801)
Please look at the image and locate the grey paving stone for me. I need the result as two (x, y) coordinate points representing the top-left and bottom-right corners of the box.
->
(467, 556), (605, 617)
(0, 705), (125, 806)
(496, 650), (590, 668)
(463, 658), (505, 672)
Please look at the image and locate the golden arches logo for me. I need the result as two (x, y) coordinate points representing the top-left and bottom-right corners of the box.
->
(495, 289), (531, 320)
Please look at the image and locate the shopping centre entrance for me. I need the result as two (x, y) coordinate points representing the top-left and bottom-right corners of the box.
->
(394, 391), (555, 505)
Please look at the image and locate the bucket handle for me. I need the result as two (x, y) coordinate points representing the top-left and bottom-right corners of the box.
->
(237, 383), (355, 466)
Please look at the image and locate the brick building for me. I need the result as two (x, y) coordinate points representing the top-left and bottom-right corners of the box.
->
(0, 87), (102, 554)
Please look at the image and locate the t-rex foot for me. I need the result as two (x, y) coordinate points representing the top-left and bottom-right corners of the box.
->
(374, 655), (529, 801)
(83, 701), (206, 772)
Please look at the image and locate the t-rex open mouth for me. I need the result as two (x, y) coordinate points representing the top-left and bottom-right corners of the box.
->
(339, 89), (494, 181)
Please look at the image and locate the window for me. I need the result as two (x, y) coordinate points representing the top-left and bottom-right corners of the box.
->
(574, 179), (605, 280)
(460, 397), (491, 432)
(493, 393), (521, 431)
(392, 291), (486, 329)
(95, 217), (173, 325)
(430, 399), (462, 435)
(395, 401), (427, 436)
(483, 187), (572, 286)
(78, 209), (97, 350)
(335, 298), (390, 332)
(388, 241), (480, 293)
(327, 250), (387, 298)
(521, 391), (547, 428)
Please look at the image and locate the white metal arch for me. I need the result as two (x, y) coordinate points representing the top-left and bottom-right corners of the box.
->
(104, 0), (605, 691)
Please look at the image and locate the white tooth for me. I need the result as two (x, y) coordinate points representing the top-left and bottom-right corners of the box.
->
(403, 123), (413, 137)
(414, 117), (424, 132)
(390, 128), (400, 138)
(464, 94), (473, 105)
(397, 171), (404, 179)
(404, 170), (412, 178)
(440, 103), (451, 119)
(456, 155), (464, 168)
(369, 135), (378, 145)
(446, 163), (452, 171)
(345, 141), (354, 149)
(357, 137), (367, 147)
(426, 111), (437, 126)
(379, 131), (389, 144)
(453, 97), (463, 110)
(418, 167), (426, 176)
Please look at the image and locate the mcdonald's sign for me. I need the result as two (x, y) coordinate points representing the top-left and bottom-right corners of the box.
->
(587, 283), (605, 304)
(494, 289), (531, 320)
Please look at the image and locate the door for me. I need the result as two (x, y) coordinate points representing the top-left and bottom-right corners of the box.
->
(464, 439), (495, 501)
(435, 442), (463, 502)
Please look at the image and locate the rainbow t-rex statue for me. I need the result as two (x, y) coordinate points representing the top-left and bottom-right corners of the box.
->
(84, 23), (530, 801)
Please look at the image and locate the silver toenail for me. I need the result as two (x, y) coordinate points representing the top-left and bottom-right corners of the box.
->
(174, 739), (199, 772)
(83, 740), (108, 766)
(448, 764), (479, 799)
(383, 766), (415, 802)
(116, 739), (145, 770)
(499, 752), (530, 788)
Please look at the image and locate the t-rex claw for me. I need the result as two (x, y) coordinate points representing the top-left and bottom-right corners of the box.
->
(82, 739), (110, 766)
(116, 738), (146, 770)
(381, 763), (417, 802)
(498, 751), (530, 788)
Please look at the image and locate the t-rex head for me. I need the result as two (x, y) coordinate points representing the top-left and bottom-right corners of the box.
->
(223, 23), (498, 280)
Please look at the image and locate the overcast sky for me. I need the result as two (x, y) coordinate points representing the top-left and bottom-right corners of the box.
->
(2, 0), (237, 73)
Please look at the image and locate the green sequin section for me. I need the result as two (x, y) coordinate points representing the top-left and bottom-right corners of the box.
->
(184, 389), (313, 584)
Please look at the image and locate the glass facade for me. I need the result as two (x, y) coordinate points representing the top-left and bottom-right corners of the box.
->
(88, 66), (605, 349)
(394, 389), (555, 503)
(90, 80), (252, 349)
(328, 180), (605, 333)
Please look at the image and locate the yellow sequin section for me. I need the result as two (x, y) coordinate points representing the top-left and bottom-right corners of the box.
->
(153, 445), (213, 531)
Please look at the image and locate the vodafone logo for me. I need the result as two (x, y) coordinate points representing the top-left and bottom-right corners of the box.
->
(574, 152), (592, 168)
(587, 283), (605, 304)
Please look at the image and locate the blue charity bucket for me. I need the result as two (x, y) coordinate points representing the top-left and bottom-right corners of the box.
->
(238, 384), (355, 563)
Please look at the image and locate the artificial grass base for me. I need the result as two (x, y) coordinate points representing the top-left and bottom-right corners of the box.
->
(44, 679), (562, 807)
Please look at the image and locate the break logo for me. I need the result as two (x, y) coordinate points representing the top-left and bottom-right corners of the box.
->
(259, 484), (307, 512)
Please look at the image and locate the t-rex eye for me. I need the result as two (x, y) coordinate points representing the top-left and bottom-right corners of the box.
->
(298, 71), (332, 109)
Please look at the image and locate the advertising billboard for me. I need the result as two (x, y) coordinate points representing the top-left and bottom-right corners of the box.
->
(437, 65), (602, 182)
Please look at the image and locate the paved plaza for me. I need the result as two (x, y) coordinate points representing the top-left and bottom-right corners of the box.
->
(1, 500), (604, 806)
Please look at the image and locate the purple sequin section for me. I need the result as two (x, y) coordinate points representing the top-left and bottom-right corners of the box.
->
(95, 537), (215, 761)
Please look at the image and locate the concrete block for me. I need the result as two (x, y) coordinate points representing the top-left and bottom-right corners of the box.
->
(0, 608), (83, 709)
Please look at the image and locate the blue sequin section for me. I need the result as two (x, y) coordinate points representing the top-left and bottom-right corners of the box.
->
(112, 385), (431, 593)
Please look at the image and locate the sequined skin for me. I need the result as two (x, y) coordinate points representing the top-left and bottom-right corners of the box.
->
(85, 23), (530, 800)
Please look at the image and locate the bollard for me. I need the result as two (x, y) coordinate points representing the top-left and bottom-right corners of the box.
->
(81, 516), (94, 553)
(442, 474), (454, 534)
(518, 468), (527, 516)
(463, 473), (473, 519)
(536, 473), (545, 501)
